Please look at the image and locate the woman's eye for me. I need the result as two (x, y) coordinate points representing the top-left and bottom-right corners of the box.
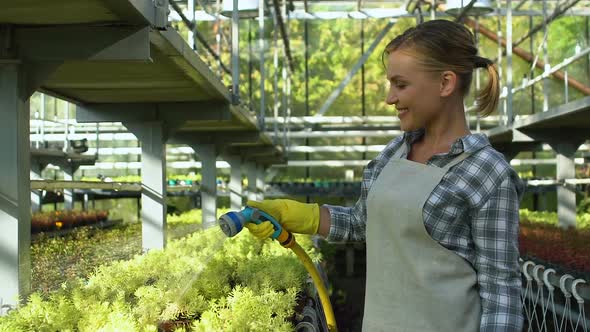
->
(396, 84), (406, 89)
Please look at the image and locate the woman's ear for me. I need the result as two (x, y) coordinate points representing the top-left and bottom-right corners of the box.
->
(439, 71), (458, 97)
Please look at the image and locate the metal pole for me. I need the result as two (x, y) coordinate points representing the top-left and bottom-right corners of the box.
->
(248, 20), (253, 107)
(273, 5), (279, 145)
(281, 56), (287, 146)
(496, 0), (504, 122)
(506, 0), (513, 126)
(361, 20), (367, 159)
(430, 0), (436, 20)
(34, 107), (39, 149)
(95, 123), (99, 157)
(259, 0), (266, 129)
(286, 1), (291, 149)
(304, 19), (310, 196)
(474, 18), (481, 132)
(40, 93), (45, 148)
(216, 0), (222, 77)
(587, 17), (590, 79)
(529, 16), (536, 114)
(542, 0), (550, 112)
(287, 69), (291, 149)
(281, 0), (287, 148)
(231, 0), (240, 105)
(0, 62), (32, 309)
(188, 0), (196, 50)
(564, 69), (569, 103)
(63, 102), (69, 152)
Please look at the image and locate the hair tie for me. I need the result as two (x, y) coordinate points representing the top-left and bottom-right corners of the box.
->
(474, 56), (493, 68)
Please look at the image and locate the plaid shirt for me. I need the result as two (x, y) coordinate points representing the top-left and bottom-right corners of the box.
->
(325, 129), (524, 331)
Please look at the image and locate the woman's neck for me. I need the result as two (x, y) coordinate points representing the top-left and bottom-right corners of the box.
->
(420, 105), (470, 154)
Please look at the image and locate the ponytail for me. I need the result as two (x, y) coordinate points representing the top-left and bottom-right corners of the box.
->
(474, 60), (499, 117)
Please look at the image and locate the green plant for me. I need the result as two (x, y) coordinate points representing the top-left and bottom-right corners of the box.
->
(192, 286), (298, 332)
(2, 226), (321, 331)
(519, 209), (590, 229)
(578, 197), (590, 214)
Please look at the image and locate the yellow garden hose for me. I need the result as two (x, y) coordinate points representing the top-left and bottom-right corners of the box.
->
(276, 230), (338, 332)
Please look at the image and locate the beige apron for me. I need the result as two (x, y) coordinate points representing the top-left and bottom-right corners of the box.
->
(363, 144), (481, 332)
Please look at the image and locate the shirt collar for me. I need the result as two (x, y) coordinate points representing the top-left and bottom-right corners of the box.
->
(402, 129), (491, 155)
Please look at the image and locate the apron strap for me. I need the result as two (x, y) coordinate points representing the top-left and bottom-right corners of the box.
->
(443, 152), (470, 170)
(392, 142), (407, 160)
(394, 139), (472, 169)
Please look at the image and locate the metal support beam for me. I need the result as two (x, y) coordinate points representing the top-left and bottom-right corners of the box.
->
(77, 101), (231, 123)
(83, 193), (89, 211)
(231, 0), (240, 104)
(62, 165), (78, 211)
(266, 115), (500, 125)
(14, 26), (151, 62)
(268, 129), (403, 138)
(305, 19), (310, 194)
(228, 146), (282, 158)
(153, 0), (170, 28)
(87, 141), (590, 156)
(316, 20), (396, 117)
(246, 162), (258, 202)
(542, 0), (550, 111)
(0, 63), (31, 309)
(193, 144), (218, 228)
(129, 122), (168, 251)
(553, 142), (583, 229)
(517, 125), (587, 228)
(256, 164), (265, 200)
(258, 0), (266, 129)
(172, 130), (262, 149)
(224, 154), (243, 210)
(272, 9), (280, 144)
(30, 163), (44, 213)
(506, 0), (514, 125)
(288, 145), (386, 153)
(248, 20), (254, 111)
(188, 0), (196, 50)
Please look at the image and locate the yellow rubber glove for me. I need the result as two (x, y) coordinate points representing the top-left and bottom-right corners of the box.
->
(244, 199), (320, 239)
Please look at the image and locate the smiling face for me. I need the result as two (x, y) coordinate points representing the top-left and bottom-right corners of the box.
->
(385, 50), (447, 132)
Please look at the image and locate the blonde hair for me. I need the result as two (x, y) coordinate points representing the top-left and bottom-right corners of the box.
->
(383, 20), (499, 117)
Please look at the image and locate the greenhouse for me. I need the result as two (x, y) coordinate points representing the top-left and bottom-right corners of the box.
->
(1, 0), (590, 330)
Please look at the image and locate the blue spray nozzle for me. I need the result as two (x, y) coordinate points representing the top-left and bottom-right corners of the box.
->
(218, 207), (282, 239)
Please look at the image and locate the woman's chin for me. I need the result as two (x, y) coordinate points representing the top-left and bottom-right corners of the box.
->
(399, 120), (418, 132)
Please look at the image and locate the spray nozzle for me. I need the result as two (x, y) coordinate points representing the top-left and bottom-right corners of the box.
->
(218, 207), (283, 239)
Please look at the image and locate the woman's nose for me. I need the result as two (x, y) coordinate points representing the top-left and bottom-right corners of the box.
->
(386, 91), (398, 105)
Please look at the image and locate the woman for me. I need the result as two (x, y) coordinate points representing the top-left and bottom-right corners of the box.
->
(246, 20), (524, 332)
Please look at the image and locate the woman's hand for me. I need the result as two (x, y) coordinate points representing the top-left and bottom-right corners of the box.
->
(244, 199), (320, 239)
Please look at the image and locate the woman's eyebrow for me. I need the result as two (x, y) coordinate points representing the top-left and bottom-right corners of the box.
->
(388, 74), (406, 81)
